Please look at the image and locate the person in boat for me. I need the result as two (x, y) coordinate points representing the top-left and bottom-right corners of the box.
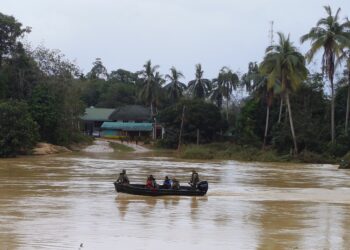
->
(339, 159), (350, 169)
(146, 175), (158, 188)
(171, 177), (180, 190)
(189, 170), (200, 188)
(146, 175), (153, 188)
(163, 176), (171, 189)
(117, 169), (129, 184)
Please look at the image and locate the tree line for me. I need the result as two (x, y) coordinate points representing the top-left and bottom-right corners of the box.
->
(1, 6), (350, 159)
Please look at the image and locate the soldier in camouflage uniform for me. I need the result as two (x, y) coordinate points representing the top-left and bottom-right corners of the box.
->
(189, 170), (199, 188)
(117, 169), (130, 184)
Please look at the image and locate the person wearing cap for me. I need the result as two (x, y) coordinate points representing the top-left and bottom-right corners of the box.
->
(163, 176), (171, 189)
(189, 170), (199, 188)
(117, 169), (129, 184)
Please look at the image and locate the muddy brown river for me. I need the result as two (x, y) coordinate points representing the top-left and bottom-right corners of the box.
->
(0, 151), (350, 249)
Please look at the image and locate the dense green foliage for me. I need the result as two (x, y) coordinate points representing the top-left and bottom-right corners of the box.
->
(1, 6), (350, 162)
(0, 13), (86, 156)
(301, 6), (350, 144)
(157, 100), (226, 148)
(0, 101), (39, 157)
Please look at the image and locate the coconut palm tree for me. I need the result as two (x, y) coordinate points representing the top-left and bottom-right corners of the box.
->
(165, 66), (186, 103)
(241, 62), (260, 92)
(338, 50), (350, 134)
(138, 60), (160, 116)
(212, 67), (239, 120)
(301, 6), (350, 143)
(260, 32), (308, 154)
(188, 64), (211, 99)
(210, 81), (223, 109)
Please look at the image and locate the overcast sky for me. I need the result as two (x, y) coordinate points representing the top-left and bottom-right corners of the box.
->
(2, 0), (350, 80)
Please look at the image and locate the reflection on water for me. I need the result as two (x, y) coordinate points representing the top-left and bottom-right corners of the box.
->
(0, 152), (350, 249)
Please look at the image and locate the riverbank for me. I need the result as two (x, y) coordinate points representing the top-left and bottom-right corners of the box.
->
(32, 142), (72, 155)
(173, 143), (339, 164)
(80, 138), (151, 154)
(103, 138), (151, 153)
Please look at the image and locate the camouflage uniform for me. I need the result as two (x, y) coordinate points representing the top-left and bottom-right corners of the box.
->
(189, 170), (199, 188)
(117, 170), (129, 184)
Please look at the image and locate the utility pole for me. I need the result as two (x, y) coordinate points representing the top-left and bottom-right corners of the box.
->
(177, 105), (186, 151)
(263, 21), (275, 150)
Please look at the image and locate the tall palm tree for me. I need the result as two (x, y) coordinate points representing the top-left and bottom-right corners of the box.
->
(301, 6), (350, 143)
(260, 32), (308, 154)
(210, 81), (223, 109)
(139, 60), (160, 116)
(212, 67), (239, 120)
(241, 62), (260, 92)
(153, 71), (166, 109)
(188, 64), (211, 99)
(165, 66), (186, 103)
(339, 50), (350, 134)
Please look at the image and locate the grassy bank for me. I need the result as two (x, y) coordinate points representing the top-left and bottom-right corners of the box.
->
(178, 143), (337, 164)
(109, 141), (135, 152)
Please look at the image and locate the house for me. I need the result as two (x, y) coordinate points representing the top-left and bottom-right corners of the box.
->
(81, 107), (114, 137)
(81, 105), (163, 139)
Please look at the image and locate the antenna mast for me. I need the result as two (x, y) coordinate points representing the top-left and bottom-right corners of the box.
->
(269, 21), (274, 46)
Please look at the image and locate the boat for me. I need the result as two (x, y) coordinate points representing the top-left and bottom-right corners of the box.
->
(114, 181), (209, 196)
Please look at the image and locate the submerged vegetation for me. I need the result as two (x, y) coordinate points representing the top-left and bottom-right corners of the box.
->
(178, 143), (335, 163)
(1, 6), (350, 163)
(109, 141), (135, 152)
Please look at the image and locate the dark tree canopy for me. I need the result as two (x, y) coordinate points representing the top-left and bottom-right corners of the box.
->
(0, 100), (38, 157)
(158, 99), (226, 148)
(0, 12), (30, 66)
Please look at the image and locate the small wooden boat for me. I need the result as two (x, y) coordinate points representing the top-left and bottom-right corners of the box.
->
(114, 181), (208, 196)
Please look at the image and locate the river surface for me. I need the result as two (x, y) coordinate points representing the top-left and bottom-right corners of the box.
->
(1, 151), (350, 250)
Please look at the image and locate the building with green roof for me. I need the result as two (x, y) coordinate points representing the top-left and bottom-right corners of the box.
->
(81, 105), (162, 138)
(81, 108), (115, 136)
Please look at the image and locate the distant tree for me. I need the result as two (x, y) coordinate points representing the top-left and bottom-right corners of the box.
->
(0, 12), (30, 67)
(33, 46), (80, 81)
(80, 80), (103, 107)
(188, 64), (211, 99)
(29, 83), (61, 142)
(87, 58), (108, 80)
(212, 67), (239, 121)
(0, 100), (38, 157)
(241, 62), (261, 92)
(338, 50), (350, 134)
(97, 82), (136, 108)
(260, 32), (308, 154)
(108, 69), (138, 84)
(31, 47), (85, 145)
(4, 43), (40, 99)
(301, 6), (350, 143)
(165, 66), (186, 103)
(139, 60), (162, 115)
(210, 81), (223, 109)
(158, 99), (225, 147)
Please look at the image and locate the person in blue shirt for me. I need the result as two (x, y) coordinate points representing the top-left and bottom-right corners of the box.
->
(163, 176), (171, 189)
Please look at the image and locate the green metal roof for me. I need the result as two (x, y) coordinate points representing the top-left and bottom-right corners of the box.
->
(81, 108), (115, 121)
(101, 122), (153, 131)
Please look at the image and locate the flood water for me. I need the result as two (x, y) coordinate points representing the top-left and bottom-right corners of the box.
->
(1, 150), (350, 250)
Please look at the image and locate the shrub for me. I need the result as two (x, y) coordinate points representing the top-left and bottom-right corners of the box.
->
(180, 145), (214, 160)
(0, 100), (39, 157)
